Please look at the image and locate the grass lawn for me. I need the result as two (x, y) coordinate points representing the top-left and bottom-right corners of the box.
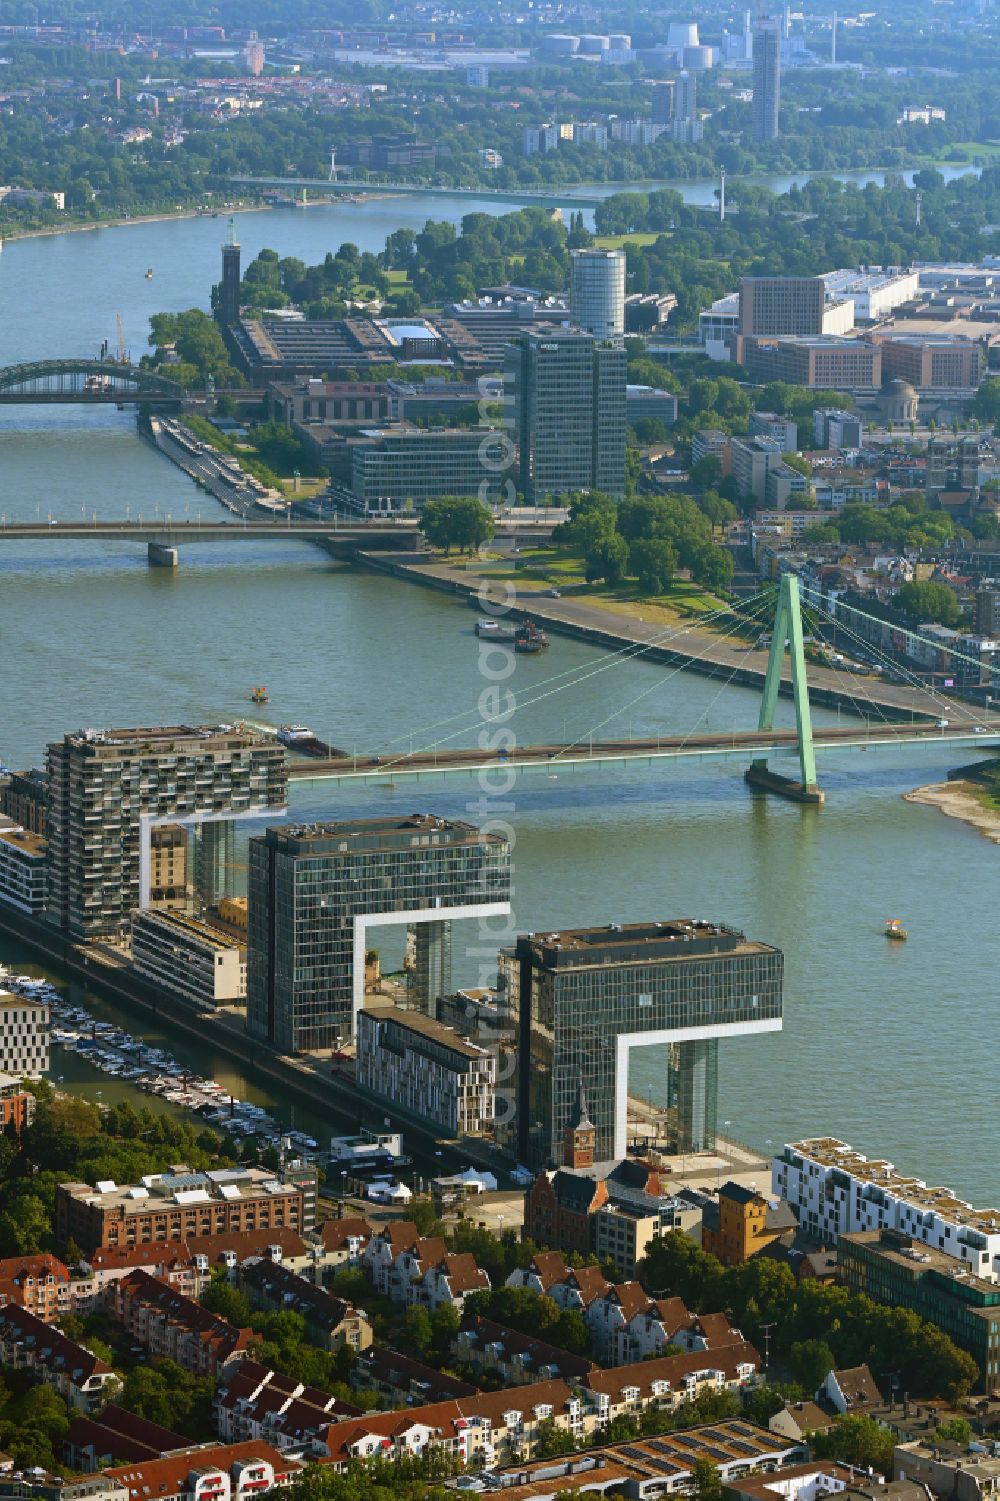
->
(592, 232), (662, 249)
(384, 268), (410, 285)
(470, 546), (727, 621)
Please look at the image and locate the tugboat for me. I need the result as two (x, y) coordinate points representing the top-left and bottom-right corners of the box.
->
(249, 686), (269, 704)
(145, 267), (154, 279)
(884, 918), (908, 942)
(514, 620), (549, 653)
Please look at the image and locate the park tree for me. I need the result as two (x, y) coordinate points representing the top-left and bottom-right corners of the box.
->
(811, 1416), (896, 1476)
(789, 1337), (837, 1391)
(418, 496), (494, 554)
(585, 533), (629, 585)
(630, 536), (678, 594)
(893, 580), (962, 627)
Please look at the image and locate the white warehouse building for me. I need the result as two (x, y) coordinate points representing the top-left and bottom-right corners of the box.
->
(773, 1137), (1000, 1282)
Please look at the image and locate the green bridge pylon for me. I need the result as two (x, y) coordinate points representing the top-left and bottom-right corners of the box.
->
(746, 572), (824, 805)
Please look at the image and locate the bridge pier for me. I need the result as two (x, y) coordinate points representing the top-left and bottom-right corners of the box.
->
(745, 765), (826, 805)
(147, 542), (178, 568)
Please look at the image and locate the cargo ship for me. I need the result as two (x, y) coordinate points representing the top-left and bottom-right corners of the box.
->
(276, 724), (342, 757)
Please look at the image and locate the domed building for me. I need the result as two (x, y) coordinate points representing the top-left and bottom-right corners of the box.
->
(880, 378), (919, 425)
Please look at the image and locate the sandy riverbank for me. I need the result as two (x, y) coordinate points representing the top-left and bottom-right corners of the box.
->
(903, 779), (1000, 844)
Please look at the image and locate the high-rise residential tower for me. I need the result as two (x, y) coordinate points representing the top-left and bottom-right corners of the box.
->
(246, 814), (510, 1053)
(569, 248), (626, 342)
(504, 329), (626, 501)
(45, 726), (286, 941)
(752, 14), (781, 140)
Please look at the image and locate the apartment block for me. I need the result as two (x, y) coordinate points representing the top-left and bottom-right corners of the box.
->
(239, 1258), (372, 1351)
(45, 725), (286, 940)
(773, 1138), (1000, 1280)
(0, 988), (50, 1078)
(57, 1166), (312, 1255)
(0, 1302), (117, 1411)
(356, 1003), (496, 1136)
(0, 824), (48, 915)
(0, 1071), (37, 1134)
(0, 1253), (71, 1322)
(108, 1268), (251, 1375)
(131, 908), (246, 1008)
(103, 1441), (302, 1501)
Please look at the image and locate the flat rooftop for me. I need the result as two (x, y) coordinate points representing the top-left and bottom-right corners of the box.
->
(361, 1002), (491, 1059)
(58, 724), (273, 751)
(783, 1139), (1000, 1233)
(516, 919), (777, 969)
(840, 1231), (1000, 1307)
(62, 1167), (297, 1214)
(0, 826), (47, 856)
(261, 812), (505, 855)
(133, 908), (243, 953)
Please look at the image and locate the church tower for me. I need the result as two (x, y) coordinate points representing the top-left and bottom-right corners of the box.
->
(564, 1080), (597, 1169)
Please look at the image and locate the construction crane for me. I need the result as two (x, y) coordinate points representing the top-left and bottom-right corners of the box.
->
(116, 312), (128, 365)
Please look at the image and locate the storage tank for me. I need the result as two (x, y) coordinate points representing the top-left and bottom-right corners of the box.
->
(609, 33), (632, 50)
(683, 44), (715, 69)
(542, 33), (580, 55)
(667, 21), (699, 50)
(579, 33), (610, 53)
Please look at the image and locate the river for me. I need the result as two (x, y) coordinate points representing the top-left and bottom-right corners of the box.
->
(1, 178), (997, 1203)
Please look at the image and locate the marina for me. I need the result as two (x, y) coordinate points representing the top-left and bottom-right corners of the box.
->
(0, 964), (320, 1157)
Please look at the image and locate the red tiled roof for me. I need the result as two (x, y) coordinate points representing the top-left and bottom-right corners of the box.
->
(105, 1439), (301, 1497)
(584, 1341), (761, 1402)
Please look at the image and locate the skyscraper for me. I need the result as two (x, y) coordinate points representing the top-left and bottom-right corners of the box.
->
(752, 15), (781, 141)
(246, 814), (510, 1053)
(45, 726), (286, 941)
(651, 81), (675, 126)
(220, 224), (242, 326)
(505, 919), (783, 1171)
(674, 68), (698, 121)
(569, 248), (626, 342)
(504, 329), (626, 502)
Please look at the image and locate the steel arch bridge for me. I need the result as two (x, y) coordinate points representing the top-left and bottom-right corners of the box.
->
(0, 360), (186, 405)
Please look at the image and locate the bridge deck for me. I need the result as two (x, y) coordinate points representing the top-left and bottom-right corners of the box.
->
(286, 720), (1000, 783)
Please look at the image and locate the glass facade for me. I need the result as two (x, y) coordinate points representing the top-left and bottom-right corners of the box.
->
(504, 329), (626, 502)
(246, 815), (510, 1054)
(511, 922), (783, 1170)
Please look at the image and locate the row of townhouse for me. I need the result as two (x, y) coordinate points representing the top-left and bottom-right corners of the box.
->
(0, 1222), (362, 1329)
(505, 1251), (742, 1364)
(107, 1269), (252, 1377)
(216, 1359), (363, 1451)
(308, 1341), (761, 1471)
(104, 1441), (302, 1501)
(361, 1223), (491, 1310)
(238, 1258), (373, 1351)
(0, 1302), (118, 1412)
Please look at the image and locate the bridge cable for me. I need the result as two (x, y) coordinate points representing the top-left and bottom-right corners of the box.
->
(807, 596), (992, 732)
(546, 593), (778, 764)
(365, 588), (779, 762)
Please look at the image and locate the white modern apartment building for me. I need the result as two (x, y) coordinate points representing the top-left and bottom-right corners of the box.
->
(773, 1138), (1000, 1281)
(131, 908), (246, 1008)
(356, 1003), (496, 1136)
(0, 989), (50, 1078)
(0, 824), (48, 916)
